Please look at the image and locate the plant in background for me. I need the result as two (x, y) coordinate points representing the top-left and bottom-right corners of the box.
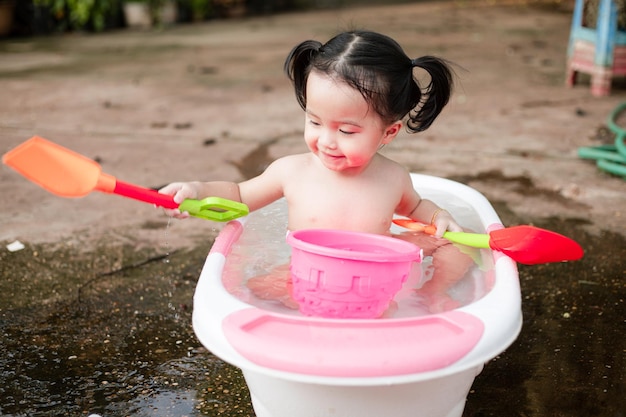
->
(145, 0), (167, 26)
(33, 0), (121, 32)
(189, 0), (211, 21)
(175, 0), (210, 21)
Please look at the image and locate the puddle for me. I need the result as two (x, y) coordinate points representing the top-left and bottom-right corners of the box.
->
(0, 242), (252, 417)
(1, 209), (624, 417)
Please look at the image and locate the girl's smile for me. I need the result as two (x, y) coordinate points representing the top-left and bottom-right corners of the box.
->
(303, 70), (399, 174)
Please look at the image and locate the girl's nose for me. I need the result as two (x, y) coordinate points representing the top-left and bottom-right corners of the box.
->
(318, 130), (337, 149)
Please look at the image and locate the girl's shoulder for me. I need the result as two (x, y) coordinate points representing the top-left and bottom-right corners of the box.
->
(262, 153), (313, 177)
(269, 153), (313, 169)
(374, 153), (411, 175)
(372, 154), (414, 190)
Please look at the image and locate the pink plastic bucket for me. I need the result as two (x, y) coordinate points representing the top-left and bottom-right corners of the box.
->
(286, 229), (422, 319)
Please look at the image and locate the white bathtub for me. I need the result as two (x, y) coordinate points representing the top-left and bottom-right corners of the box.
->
(192, 174), (522, 417)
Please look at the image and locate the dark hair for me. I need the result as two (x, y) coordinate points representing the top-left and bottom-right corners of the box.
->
(284, 30), (454, 133)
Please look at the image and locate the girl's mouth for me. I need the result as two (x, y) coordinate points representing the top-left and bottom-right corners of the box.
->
(320, 150), (343, 161)
(319, 153), (345, 168)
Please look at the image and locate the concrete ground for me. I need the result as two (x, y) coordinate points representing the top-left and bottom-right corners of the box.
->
(0, 0), (624, 248)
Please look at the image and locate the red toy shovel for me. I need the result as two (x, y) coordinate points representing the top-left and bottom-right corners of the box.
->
(2, 136), (248, 221)
(393, 219), (584, 265)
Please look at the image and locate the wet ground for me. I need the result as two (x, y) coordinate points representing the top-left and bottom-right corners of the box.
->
(1, 171), (624, 417)
(0, 240), (253, 416)
(1, 1), (625, 416)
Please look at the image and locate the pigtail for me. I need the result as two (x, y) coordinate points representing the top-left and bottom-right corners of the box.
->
(408, 56), (454, 132)
(284, 40), (323, 111)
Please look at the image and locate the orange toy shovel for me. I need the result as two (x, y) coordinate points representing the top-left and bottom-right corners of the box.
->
(2, 136), (248, 221)
(393, 219), (584, 265)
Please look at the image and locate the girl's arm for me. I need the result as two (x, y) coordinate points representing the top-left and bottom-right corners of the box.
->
(238, 157), (288, 211)
(407, 198), (462, 237)
(159, 157), (290, 219)
(396, 173), (462, 237)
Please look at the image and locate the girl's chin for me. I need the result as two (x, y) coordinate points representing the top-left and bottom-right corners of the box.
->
(322, 160), (363, 174)
(316, 152), (364, 173)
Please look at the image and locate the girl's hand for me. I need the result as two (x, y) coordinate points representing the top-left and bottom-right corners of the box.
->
(158, 182), (200, 219)
(432, 209), (463, 237)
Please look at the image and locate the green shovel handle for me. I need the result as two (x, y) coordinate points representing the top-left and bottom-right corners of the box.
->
(178, 197), (249, 222)
(441, 231), (491, 248)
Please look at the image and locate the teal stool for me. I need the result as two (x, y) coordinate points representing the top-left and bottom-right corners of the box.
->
(566, 0), (626, 96)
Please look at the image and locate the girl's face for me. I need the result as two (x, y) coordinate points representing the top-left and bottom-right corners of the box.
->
(304, 71), (401, 174)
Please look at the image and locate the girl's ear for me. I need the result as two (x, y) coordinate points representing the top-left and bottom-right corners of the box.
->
(382, 121), (403, 144)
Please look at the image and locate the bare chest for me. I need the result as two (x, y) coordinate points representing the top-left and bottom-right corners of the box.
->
(285, 178), (401, 234)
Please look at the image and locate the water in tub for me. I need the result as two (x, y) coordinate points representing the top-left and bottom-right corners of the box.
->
(222, 198), (495, 317)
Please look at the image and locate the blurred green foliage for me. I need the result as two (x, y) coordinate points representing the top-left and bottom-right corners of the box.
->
(33, 0), (122, 31)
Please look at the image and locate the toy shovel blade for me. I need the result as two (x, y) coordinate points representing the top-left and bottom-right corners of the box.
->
(2, 135), (106, 198)
(488, 225), (584, 265)
(2, 136), (248, 222)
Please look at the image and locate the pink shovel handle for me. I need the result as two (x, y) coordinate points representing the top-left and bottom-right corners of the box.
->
(113, 180), (178, 209)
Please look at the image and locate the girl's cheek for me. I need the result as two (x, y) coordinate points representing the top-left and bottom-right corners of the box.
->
(303, 133), (317, 150)
(342, 147), (362, 164)
(303, 125), (315, 140)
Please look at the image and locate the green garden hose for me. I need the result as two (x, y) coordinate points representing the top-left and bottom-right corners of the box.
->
(578, 102), (626, 179)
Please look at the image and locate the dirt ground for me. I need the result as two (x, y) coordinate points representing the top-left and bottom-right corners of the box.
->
(0, 1), (625, 416)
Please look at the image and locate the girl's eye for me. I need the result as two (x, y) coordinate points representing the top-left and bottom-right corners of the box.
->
(339, 129), (356, 135)
(309, 120), (320, 126)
